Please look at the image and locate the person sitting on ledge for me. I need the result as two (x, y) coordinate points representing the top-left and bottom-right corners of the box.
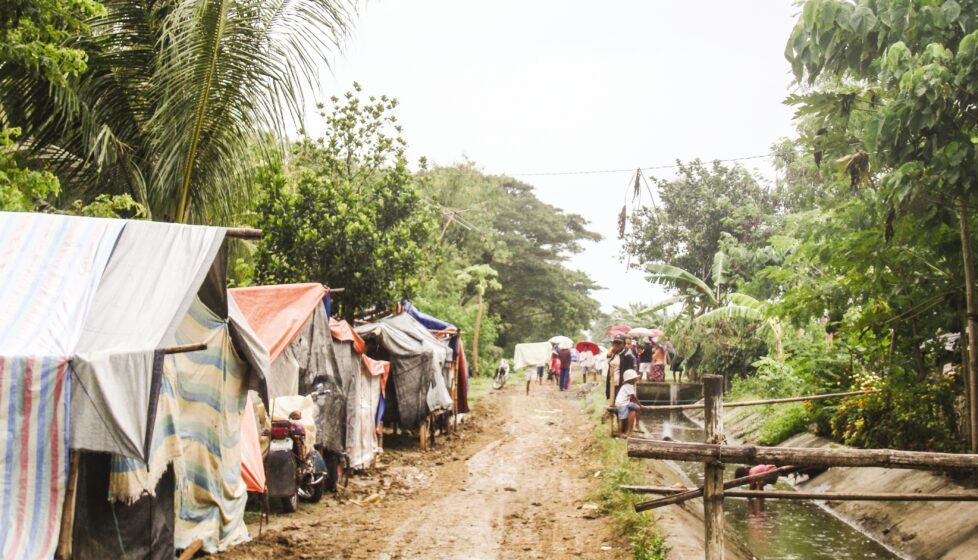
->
(614, 369), (647, 436)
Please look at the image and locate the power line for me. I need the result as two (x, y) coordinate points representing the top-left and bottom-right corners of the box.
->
(504, 154), (774, 177)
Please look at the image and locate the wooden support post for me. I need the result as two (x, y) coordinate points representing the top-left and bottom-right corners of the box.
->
(225, 227), (263, 240)
(55, 451), (81, 560)
(162, 342), (207, 355)
(624, 486), (978, 501)
(177, 539), (204, 560)
(703, 374), (724, 560)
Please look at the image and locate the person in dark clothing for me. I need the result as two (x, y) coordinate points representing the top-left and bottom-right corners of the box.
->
(638, 339), (654, 379)
(558, 346), (572, 391)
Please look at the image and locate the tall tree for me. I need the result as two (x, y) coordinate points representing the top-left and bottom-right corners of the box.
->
(787, 0), (978, 451)
(625, 159), (773, 284)
(0, 0), (353, 223)
(252, 86), (437, 319)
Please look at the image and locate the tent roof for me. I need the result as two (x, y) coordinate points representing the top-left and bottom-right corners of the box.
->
(230, 283), (327, 362)
(402, 300), (457, 335)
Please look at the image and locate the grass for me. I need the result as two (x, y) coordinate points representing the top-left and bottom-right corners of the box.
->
(584, 395), (671, 560)
(726, 391), (811, 446)
(465, 374), (494, 407)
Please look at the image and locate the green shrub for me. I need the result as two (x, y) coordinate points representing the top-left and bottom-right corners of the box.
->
(757, 403), (810, 445)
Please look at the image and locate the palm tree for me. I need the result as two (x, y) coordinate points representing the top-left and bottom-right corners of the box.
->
(0, 0), (353, 223)
(697, 293), (785, 360)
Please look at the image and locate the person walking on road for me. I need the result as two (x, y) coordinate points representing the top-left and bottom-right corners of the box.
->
(558, 345), (572, 391)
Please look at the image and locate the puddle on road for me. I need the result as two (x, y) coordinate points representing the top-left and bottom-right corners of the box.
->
(639, 412), (901, 560)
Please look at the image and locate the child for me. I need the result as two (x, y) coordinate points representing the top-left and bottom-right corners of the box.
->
(614, 369), (646, 436)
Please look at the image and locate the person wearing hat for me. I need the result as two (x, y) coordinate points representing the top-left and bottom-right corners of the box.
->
(615, 369), (647, 436)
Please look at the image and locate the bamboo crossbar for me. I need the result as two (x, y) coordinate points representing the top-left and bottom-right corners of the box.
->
(641, 390), (872, 412)
(623, 486), (978, 502)
(627, 438), (978, 471)
(162, 343), (207, 355)
(225, 227), (263, 239)
(632, 465), (802, 511)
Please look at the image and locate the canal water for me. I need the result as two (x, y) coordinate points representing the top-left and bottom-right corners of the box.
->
(638, 412), (901, 560)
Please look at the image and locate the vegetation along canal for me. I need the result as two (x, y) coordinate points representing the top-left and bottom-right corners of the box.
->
(639, 411), (900, 560)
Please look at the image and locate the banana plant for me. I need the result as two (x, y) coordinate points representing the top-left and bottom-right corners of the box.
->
(697, 293), (784, 360)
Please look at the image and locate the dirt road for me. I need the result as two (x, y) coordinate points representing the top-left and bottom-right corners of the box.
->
(219, 381), (627, 560)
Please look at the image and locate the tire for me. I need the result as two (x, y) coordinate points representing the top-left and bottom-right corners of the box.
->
(300, 479), (325, 503)
(281, 491), (298, 513)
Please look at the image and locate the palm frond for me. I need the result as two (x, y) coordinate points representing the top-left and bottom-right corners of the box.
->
(645, 263), (718, 307)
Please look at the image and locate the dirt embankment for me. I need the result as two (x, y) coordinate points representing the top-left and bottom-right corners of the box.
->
(704, 406), (978, 559)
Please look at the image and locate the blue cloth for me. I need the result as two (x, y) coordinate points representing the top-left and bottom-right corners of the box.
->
(323, 293), (332, 319)
(376, 392), (386, 429)
(617, 402), (640, 420)
(559, 367), (571, 391)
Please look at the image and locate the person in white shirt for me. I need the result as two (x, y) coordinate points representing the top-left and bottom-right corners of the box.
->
(579, 349), (594, 383)
(614, 369), (647, 436)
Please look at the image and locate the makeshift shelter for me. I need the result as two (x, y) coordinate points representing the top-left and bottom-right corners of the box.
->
(401, 301), (469, 414)
(356, 313), (454, 433)
(230, 284), (390, 484)
(0, 212), (267, 559)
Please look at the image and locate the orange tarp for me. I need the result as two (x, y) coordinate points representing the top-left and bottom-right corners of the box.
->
(241, 392), (266, 493)
(230, 283), (327, 362)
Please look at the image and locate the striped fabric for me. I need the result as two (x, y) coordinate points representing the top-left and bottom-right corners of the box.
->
(0, 357), (70, 560)
(0, 212), (124, 560)
(109, 299), (250, 553)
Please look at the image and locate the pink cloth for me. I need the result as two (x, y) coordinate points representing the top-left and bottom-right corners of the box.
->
(748, 464), (778, 476)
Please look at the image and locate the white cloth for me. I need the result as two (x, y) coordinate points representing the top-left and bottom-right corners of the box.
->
(579, 350), (594, 369)
(615, 382), (637, 409)
(513, 341), (553, 369)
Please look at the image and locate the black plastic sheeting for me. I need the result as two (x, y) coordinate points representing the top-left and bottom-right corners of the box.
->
(72, 452), (174, 560)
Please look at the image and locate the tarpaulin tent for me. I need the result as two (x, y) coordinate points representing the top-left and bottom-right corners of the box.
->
(230, 284), (390, 484)
(0, 212), (268, 559)
(356, 313), (453, 432)
(402, 301), (469, 414)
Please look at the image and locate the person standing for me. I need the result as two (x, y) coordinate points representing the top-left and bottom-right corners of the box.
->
(605, 337), (624, 400)
(558, 345), (572, 391)
(651, 341), (666, 382)
(638, 338), (654, 380)
(579, 348), (594, 383)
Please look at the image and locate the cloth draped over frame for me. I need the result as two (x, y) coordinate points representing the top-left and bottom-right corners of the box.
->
(108, 299), (251, 553)
(513, 341), (553, 370)
(0, 212), (243, 560)
(401, 300), (468, 413)
(356, 313), (453, 431)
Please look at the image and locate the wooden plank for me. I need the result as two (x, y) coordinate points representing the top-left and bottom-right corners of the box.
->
(624, 486), (978, 501)
(627, 438), (978, 471)
(177, 539), (204, 560)
(702, 374), (724, 560)
(632, 465), (802, 511)
(641, 390), (872, 412)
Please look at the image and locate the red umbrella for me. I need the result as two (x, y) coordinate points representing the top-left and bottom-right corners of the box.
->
(576, 340), (600, 354)
(607, 324), (631, 337)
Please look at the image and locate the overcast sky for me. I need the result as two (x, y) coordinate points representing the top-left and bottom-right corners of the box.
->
(306, 1), (801, 312)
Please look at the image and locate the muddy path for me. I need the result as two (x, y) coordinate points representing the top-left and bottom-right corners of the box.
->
(218, 382), (627, 560)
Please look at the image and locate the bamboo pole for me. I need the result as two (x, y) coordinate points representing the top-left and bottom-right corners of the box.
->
(624, 486), (978, 501)
(162, 342), (207, 355)
(702, 374), (724, 560)
(641, 389), (873, 412)
(225, 227), (263, 240)
(960, 196), (978, 454)
(627, 438), (978, 471)
(177, 539), (204, 560)
(632, 465), (802, 511)
(54, 452), (81, 559)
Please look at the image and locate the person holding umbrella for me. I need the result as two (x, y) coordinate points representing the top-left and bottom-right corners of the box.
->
(576, 340), (600, 383)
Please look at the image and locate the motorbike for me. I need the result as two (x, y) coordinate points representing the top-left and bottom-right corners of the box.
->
(265, 385), (330, 512)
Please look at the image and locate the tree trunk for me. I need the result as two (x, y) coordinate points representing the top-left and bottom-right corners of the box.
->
(960, 197), (978, 454)
(472, 290), (484, 377)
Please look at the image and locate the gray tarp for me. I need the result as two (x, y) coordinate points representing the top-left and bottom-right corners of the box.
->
(71, 220), (225, 461)
(356, 313), (453, 430)
(291, 304), (348, 454)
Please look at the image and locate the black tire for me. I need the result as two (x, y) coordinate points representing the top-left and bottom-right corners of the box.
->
(300, 479), (325, 503)
(281, 492), (298, 513)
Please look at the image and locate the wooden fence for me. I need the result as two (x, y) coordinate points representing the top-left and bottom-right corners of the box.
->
(625, 375), (978, 560)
